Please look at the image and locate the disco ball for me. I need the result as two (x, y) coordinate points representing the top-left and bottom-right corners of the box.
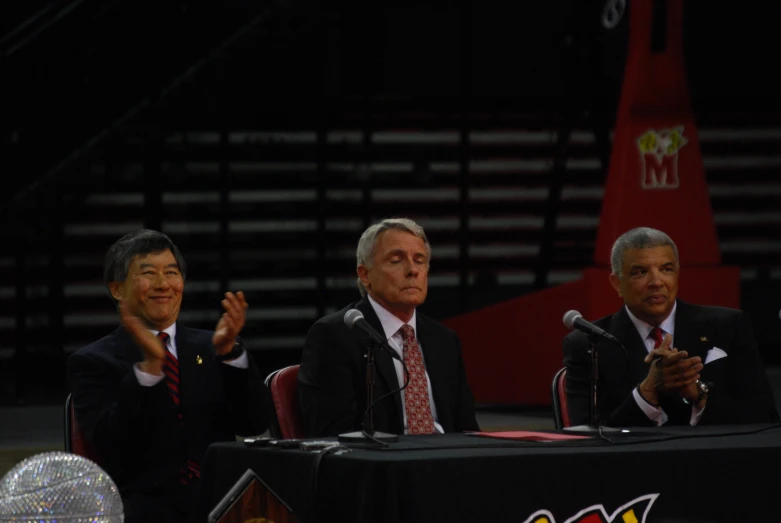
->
(0, 451), (124, 522)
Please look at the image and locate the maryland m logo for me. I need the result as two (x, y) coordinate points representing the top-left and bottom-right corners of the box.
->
(636, 126), (688, 189)
(523, 493), (659, 523)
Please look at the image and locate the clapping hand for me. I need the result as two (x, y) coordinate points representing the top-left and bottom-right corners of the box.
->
(212, 291), (249, 355)
(639, 334), (702, 405)
(118, 300), (166, 375)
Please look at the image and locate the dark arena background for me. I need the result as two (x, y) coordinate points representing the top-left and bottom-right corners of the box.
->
(1, 0), (780, 479)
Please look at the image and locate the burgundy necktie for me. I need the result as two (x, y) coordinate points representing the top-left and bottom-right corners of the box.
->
(650, 327), (664, 349)
(399, 324), (436, 435)
(157, 332), (181, 415)
(156, 332), (201, 483)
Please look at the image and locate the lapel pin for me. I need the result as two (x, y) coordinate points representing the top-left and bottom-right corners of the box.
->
(196, 355), (203, 365)
(700, 336), (708, 342)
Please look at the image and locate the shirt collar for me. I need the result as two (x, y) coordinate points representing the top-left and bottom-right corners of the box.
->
(624, 301), (676, 341)
(150, 323), (177, 345)
(367, 295), (417, 340)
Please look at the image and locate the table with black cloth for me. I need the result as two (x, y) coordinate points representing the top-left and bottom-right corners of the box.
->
(196, 424), (781, 523)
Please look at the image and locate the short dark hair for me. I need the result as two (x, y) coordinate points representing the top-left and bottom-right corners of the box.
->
(103, 229), (187, 302)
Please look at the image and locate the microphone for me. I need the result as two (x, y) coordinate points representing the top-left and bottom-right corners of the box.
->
(344, 309), (402, 361)
(563, 310), (621, 344)
(340, 308), (407, 445)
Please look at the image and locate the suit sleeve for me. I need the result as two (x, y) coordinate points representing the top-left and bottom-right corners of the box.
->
(699, 311), (780, 425)
(563, 332), (655, 427)
(452, 333), (480, 432)
(67, 351), (172, 459)
(219, 350), (271, 436)
(298, 320), (362, 437)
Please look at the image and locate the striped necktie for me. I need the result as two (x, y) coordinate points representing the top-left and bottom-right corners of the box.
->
(156, 331), (200, 482)
(157, 332), (181, 416)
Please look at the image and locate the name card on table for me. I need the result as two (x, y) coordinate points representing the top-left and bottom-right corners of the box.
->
(208, 468), (300, 523)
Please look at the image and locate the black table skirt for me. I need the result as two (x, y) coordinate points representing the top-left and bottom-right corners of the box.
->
(196, 424), (781, 523)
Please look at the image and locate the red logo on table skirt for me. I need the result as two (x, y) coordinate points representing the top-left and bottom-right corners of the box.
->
(523, 493), (658, 523)
(637, 126), (687, 189)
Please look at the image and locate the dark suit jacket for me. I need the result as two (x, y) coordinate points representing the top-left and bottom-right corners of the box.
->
(67, 324), (269, 497)
(563, 301), (779, 427)
(298, 297), (479, 437)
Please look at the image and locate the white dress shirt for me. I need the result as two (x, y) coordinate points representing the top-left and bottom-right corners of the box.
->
(367, 295), (444, 434)
(626, 302), (705, 426)
(134, 323), (248, 386)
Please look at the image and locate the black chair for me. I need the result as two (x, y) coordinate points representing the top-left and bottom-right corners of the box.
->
(64, 393), (103, 464)
(264, 365), (305, 439)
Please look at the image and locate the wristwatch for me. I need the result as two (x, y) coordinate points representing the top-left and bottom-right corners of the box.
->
(694, 379), (709, 404)
(216, 340), (245, 362)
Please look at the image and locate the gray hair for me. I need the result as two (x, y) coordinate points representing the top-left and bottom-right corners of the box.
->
(355, 218), (431, 296)
(610, 227), (679, 277)
(103, 229), (187, 303)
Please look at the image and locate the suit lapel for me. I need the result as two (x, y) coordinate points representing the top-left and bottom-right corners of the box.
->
(673, 301), (710, 360)
(607, 307), (650, 386)
(356, 298), (404, 420)
(415, 314), (448, 426)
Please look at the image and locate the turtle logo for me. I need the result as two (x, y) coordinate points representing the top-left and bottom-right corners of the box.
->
(637, 126), (688, 189)
(523, 493), (658, 523)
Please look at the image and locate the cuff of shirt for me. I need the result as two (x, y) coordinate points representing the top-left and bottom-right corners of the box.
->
(221, 350), (249, 369)
(633, 387), (668, 426)
(133, 363), (165, 387)
(690, 404), (705, 426)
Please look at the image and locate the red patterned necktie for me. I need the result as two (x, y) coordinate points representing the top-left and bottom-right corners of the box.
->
(156, 331), (201, 482)
(157, 332), (181, 415)
(399, 324), (436, 435)
(650, 327), (664, 349)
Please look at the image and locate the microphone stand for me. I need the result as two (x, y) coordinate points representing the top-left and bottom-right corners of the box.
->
(338, 338), (399, 445)
(589, 332), (598, 427)
(565, 334), (618, 434)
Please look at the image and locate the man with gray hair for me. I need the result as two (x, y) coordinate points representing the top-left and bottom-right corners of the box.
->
(298, 218), (479, 437)
(563, 226), (778, 427)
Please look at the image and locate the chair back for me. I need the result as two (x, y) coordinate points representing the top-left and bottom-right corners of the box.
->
(266, 365), (305, 439)
(64, 393), (103, 465)
(551, 367), (571, 429)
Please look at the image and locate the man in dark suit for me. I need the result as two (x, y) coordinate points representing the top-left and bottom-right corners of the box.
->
(298, 217), (479, 437)
(67, 229), (269, 523)
(564, 227), (779, 427)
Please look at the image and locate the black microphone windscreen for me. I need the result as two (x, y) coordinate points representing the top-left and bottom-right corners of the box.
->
(344, 309), (364, 329)
(562, 310), (582, 329)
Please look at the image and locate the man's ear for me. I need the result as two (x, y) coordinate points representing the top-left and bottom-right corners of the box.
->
(608, 273), (622, 297)
(108, 282), (124, 302)
(357, 265), (370, 290)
